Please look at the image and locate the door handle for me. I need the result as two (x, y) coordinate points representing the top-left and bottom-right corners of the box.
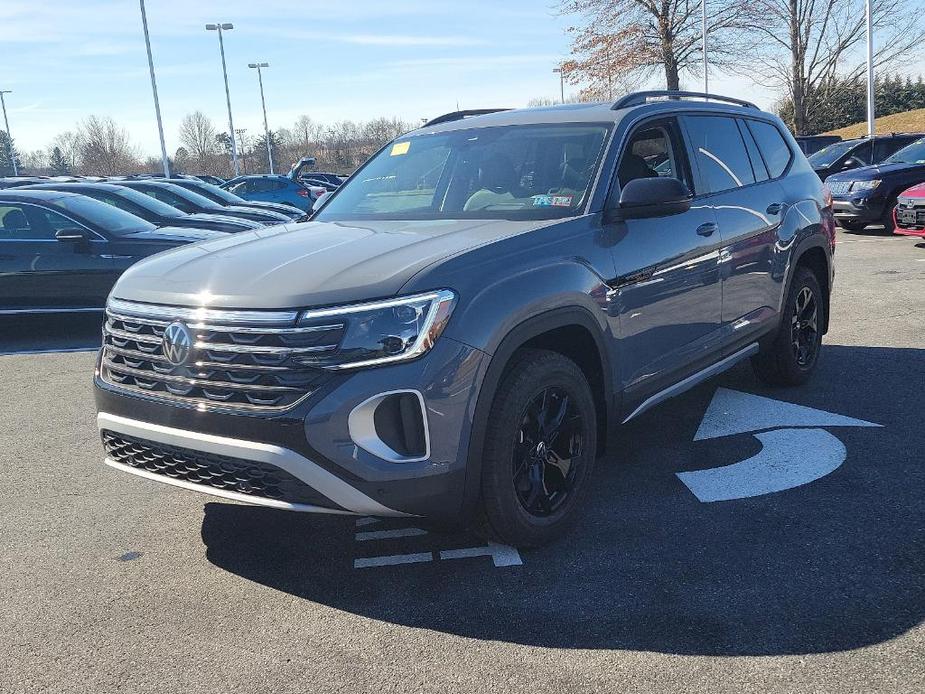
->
(766, 202), (784, 215)
(696, 222), (718, 237)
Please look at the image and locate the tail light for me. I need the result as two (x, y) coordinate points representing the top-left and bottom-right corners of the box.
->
(296, 189), (310, 198)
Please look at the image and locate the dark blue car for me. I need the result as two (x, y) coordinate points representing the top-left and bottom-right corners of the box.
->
(222, 175), (319, 211)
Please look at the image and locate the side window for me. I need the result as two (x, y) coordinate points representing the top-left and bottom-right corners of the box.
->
(0, 204), (34, 239)
(874, 138), (908, 160)
(34, 208), (80, 234)
(746, 119), (793, 179)
(228, 180), (251, 194)
(738, 120), (769, 182)
(617, 121), (684, 188)
(852, 141), (872, 165)
(684, 115), (756, 194)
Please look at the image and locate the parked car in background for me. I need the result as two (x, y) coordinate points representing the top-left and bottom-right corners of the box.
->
(794, 134), (842, 156)
(193, 175), (225, 186)
(0, 189), (226, 314)
(94, 92), (835, 547)
(286, 156), (343, 190)
(22, 182), (263, 234)
(0, 176), (56, 189)
(163, 177), (303, 220)
(893, 181), (925, 237)
(825, 136), (925, 231)
(222, 174), (322, 212)
(110, 180), (292, 225)
(808, 133), (922, 181)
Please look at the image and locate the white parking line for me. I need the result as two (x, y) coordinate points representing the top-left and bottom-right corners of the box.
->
(355, 527), (428, 541)
(440, 543), (523, 567)
(354, 552), (434, 569)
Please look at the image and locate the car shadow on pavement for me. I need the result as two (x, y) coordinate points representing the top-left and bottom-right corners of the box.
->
(201, 344), (924, 656)
(0, 313), (103, 355)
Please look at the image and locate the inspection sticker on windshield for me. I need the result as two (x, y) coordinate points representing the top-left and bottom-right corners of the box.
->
(532, 194), (573, 207)
(390, 141), (411, 156)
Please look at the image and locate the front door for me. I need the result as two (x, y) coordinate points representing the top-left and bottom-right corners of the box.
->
(605, 117), (724, 401)
(0, 203), (114, 311)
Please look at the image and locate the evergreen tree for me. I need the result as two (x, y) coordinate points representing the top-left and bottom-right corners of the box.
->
(0, 130), (22, 176)
(48, 146), (70, 175)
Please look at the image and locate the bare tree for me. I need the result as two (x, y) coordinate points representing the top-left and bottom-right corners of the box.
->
(741, 0), (925, 134)
(178, 111), (225, 175)
(75, 116), (141, 175)
(48, 131), (80, 173)
(559, 0), (753, 96)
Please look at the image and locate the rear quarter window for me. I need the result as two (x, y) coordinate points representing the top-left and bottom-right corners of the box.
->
(746, 120), (793, 179)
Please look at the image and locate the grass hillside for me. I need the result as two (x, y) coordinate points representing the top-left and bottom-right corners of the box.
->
(824, 108), (925, 138)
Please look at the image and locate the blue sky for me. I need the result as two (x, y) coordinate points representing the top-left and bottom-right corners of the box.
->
(1, 0), (922, 157)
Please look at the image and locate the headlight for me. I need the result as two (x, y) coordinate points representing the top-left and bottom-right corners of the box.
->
(295, 289), (457, 370)
(850, 179), (880, 191)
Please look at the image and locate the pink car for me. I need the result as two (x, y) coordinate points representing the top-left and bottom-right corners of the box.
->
(894, 182), (925, 237)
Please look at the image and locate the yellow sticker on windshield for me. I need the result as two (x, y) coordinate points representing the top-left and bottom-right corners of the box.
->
(390, 141), (410, 156)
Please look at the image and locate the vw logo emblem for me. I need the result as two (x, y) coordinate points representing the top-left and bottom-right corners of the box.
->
(162, 321), (192, 366)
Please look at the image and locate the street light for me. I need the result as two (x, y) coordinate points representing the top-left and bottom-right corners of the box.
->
(553, 66), (565, 103)
(865, 0), (875, 137)
(248, 62), (273, 174)
(0, 90), (18, 176)
(139, 0), (169, 177)
(702, 0), (709, 93)
(205, 22), (239, 176)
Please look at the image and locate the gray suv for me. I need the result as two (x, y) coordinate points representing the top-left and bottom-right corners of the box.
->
(95, 92), (836, 547)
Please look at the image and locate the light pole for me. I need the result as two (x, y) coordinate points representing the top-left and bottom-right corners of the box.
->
(0, 90), (18, 176)
(865, 0), (875, 137)
(235, 128), (248, 174)
(553, 67), (565, 103)
(248, 62), (273, 174)
(702, 0), (709, 93)
(139, 0), (169, 177)
(206, 22), (239, 176)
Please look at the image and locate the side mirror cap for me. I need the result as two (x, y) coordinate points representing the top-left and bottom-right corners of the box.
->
(606, 177), (692, 222)
(55, 228), (89, 242)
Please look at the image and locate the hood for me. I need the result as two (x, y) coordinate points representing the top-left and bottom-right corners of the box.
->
(185, 212), (263, 229)
(232, 199), (302, 216)
(898, 182), (925, 200)
(826, 161), (925, 182)
(112, 218), (550, 309)
(119, 226), (228, 243)
(224, 204), (292, 222)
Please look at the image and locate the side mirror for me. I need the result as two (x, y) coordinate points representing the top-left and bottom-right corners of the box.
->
(842, 157), (862, 170)
(311, 191), (331, 213)
(607, 177), (692, 222)
(55, 228), (89, 242)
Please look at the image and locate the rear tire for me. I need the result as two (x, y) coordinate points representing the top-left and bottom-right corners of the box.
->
(752, 267), (825, 386)
(476, 349), (597, 548)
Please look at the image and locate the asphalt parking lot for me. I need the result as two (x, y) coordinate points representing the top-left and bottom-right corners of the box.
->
(1, 228), (923, 694)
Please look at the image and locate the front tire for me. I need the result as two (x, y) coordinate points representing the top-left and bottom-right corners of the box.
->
(752, 267), (825, 386)
(477, 349), (597, 548)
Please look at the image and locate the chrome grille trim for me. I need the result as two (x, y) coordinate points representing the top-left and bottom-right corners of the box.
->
(101, 300), (340, 412)
(107, 298), (300, 326)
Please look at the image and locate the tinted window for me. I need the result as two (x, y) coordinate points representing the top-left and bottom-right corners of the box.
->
(809, 140), (861, 168)
(317, 124), (610, 221)
(738, 121), (769, 182)
(106, 186), (184, 218)
(885, 137), (925, 164)
(618, 122), (684, 187)
(0, 204), (37, 239)
(684, 116), (756, 194)
(747, 120), (792, 179)
(52, 195), (154, 236)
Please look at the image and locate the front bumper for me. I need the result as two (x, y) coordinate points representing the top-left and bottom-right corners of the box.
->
(95, 336), (490, 521)
(894, 203), (925, 235)
(832, 196), (885, 223)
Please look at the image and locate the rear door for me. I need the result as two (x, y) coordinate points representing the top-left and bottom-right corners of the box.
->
(0, 203), (114, 310)
(680, 114), (786, 345)
(605, 117), (724, 400)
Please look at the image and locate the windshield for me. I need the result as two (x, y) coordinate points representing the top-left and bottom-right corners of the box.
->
(885, 137), (925, 164)
(53, 195), (155, 236)
(315, 123), (611, 222)
(808, 140), (861, 168)
(100, 187), (184, 218)
(138, 184), (218, 210)
(180, 180), (242, 204)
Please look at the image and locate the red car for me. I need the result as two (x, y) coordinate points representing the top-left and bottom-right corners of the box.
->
(893, 182), (925, 236)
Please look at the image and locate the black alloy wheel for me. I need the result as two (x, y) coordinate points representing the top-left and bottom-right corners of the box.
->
(791, 286), (819, 368)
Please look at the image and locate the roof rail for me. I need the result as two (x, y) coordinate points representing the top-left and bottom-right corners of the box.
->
(612, 90), (758, 110)
(423, 108), (510, 127)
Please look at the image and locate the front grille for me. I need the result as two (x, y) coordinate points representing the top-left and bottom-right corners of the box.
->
(100, 299), (341, 412)
(102, 430), (335, 507)
(897, 207), (925, 227)
(827, 181), (851, 195)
